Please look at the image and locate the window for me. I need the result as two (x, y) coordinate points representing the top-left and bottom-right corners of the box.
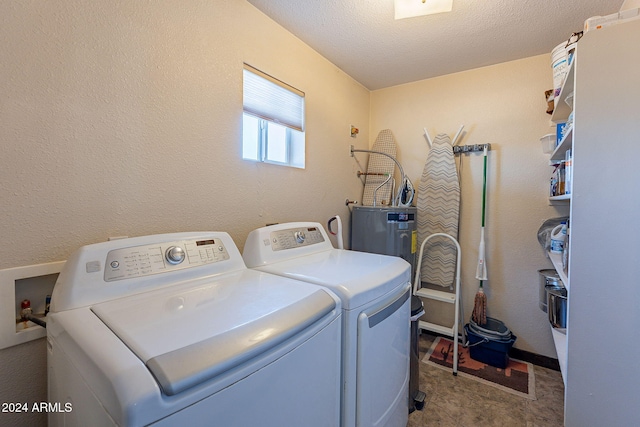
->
(242, 64), (305, 168)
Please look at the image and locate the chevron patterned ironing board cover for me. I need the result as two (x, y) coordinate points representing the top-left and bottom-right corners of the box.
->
(417, 133), (460, 287)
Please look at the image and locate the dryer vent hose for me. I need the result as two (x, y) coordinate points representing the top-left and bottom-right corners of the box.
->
(327, 216), (344, 249)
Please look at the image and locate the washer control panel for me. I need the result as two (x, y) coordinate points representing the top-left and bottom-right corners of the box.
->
(269, 226), (325, 251)
(104, 238), (229, 282)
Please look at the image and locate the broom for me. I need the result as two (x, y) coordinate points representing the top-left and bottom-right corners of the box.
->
(472, 145), (488, 326)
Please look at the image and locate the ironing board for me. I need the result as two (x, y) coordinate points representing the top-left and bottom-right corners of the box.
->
(416, 133), (460, 287)
(362, 130), (397, 206)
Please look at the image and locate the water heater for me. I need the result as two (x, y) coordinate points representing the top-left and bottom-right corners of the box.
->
(350, 206), (417, 277)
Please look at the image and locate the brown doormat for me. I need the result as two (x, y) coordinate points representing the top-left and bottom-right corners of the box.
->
(422, 337), (536, 400)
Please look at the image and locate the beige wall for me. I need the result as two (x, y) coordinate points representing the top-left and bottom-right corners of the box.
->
(0, 1), (369, 424)
(370, 55), (570, 358)
(1, 0), (571, 423)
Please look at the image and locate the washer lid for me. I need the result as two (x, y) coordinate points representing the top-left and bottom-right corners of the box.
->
(90, 269), (336, 396)
(254, 249), (410, 309)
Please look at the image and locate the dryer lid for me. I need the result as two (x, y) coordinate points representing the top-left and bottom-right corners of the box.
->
(90, 270), (336, 396)
(254, 249), (410, 309)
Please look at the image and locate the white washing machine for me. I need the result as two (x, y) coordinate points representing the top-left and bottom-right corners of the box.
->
(47, 232), (342, 427)
(243, 222), (411, 427)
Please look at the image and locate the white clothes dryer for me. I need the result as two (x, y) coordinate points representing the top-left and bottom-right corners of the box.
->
(243, 222), (411, 427)
(47, 232), (342, 427)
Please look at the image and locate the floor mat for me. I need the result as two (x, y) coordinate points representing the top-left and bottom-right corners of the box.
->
(422, 336), (536, 400)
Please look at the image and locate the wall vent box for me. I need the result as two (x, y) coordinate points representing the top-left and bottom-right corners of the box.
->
(0, 261), (65, 350)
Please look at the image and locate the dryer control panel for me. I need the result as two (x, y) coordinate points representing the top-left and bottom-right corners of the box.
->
(270, 226), (325, 251)
(243, 222), (335, 267)
(104, 238), (230, 282)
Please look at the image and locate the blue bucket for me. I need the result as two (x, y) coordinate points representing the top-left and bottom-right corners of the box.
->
(465, 320), (517, 369)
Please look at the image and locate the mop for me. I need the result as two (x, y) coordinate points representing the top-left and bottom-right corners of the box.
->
(472, 145), (489, 326)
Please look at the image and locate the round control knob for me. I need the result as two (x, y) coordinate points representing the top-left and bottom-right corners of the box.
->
(294, 231), (306, 244)
(165, 246), (185, 265)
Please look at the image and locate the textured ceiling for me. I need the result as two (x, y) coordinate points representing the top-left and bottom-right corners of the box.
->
(247, 0), (624, 90)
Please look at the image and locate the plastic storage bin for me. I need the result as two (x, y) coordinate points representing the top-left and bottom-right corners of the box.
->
(540, 134), (556, 154)
(465, 318), (517, 369)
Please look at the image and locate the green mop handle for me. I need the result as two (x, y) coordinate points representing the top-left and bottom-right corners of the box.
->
(481, 146), (487, 228)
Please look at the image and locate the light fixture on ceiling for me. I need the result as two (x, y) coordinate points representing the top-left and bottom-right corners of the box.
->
(394, 0), (453, 20)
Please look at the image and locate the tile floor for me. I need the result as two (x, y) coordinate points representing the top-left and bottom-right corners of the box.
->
(408, 333), (565, 427)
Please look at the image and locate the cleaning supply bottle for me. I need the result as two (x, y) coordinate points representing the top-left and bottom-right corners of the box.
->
(562, 220), (570, 273)
(550, 222), (567, 254)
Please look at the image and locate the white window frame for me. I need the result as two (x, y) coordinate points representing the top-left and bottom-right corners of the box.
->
(242, 64), (305, 169)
